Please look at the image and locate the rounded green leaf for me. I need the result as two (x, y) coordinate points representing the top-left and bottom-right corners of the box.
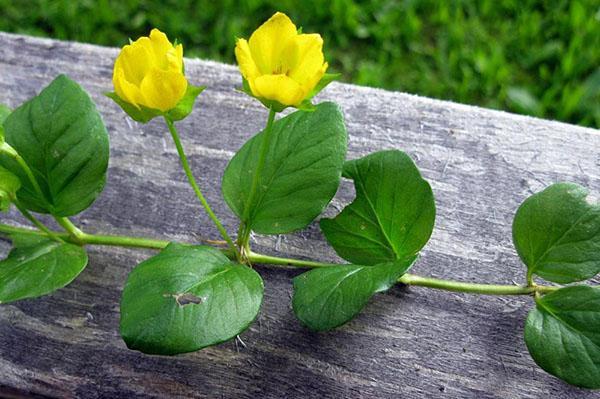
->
(120, 244), (264, 355)
(222, 102), (347, 234)
(0, 75), (109, 216)
(524, 285), (600, 389)
(320, 150), (435, 265)
(292, 256), (416, 331)
(0, 234), (88, 304)
(513, 183), (600, 283)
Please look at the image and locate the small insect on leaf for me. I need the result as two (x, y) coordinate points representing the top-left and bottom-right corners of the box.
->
(165, 292), (205, 306)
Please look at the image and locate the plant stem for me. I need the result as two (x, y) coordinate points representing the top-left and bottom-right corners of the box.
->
(247, 250), (339, 268)
(237, 107), (277, 250)
(163, 117), (240, 261)
(0, 222), (559, 296)
(397, 273), (557, 295)
(12, 201), (64, 242)
(79, 232), (168, 249)
(54, 216), (86, 244)
(0, 223), (168, 249)
(246, 250), (558, 296)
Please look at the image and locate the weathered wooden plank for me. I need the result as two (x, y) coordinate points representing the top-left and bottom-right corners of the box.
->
(0, 31), (599, 398)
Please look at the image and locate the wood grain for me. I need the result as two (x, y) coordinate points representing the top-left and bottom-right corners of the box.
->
(0, 32), (599, 398)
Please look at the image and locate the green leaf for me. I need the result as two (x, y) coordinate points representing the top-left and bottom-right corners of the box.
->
(0, 234), (88, 304)
(0, 165), (20, 211)
(513, 182), (600, 284)
(166, 84), (205, 121)
(222, 102), (347, 234)
(292, 256), (416, 331)
(320, 150), (435, 265)
(120, 244), (264, 355)
(524, 285), (600, 389)
(1, 75), (109, 216)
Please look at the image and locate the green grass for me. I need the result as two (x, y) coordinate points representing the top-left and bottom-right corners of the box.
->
(0, 0), (598, 127)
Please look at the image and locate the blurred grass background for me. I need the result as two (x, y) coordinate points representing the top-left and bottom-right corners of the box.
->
(0, 0), (598, 127)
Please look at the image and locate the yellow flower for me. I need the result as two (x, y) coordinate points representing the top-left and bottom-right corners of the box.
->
(113, 29), (187, 112)
(235, 12), (329, 109)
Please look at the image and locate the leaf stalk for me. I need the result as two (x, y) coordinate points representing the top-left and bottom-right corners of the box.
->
(163, 116), (240, 261)
(237, 107), (277, 253)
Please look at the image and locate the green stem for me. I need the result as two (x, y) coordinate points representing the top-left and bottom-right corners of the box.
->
(237, 107), (277, 250)
(247, 250), (339, 268)
(54, 216), (86, 243)
(12, 201), (64, 242)
(0, 222), (559, 296)
(526, 271), (534, 287)
(397, 273), (557, 295)
(246, 250), (558, 296)
(164, 117), (240, 261)
(79, 232), (168, 249)
(0, 223), (168, 249)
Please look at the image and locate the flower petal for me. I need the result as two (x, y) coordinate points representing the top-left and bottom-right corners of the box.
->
(248, 12), (297, 75)
(169, 43), (184, 72)
(148, 29), (175, 68)
(114, 38), (156, 85)
(235, 38), (261, 81)
(288, 34), (327, 92)
(251, 74), (305, 106)
(303, 62), (329, 99)
(139, 68), (188, 112)
(113, 68), (144, 108)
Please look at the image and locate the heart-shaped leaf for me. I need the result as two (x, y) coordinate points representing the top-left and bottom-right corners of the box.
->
(524, 285), (600, 389)
(222, 102), (347, 234)
(120, 244), (264, 355)
(0, 75), (109, 216)
(513, 183), (600, 283)
(0, 234), (88, 304)
(320, 150), (435, 265)
(292, 256), (416, 331)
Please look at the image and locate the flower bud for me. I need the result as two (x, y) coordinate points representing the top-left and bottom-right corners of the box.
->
(113, 29), (187, 113)
(235, 12), (332, 111)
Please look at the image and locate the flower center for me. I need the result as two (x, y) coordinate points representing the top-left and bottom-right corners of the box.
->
(272, 64), (291, 76)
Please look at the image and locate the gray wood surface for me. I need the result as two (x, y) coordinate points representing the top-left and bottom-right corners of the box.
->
(0, 31), (599, 398)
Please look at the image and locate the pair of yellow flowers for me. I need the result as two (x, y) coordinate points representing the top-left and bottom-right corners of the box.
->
(113, 12), (329, 113)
